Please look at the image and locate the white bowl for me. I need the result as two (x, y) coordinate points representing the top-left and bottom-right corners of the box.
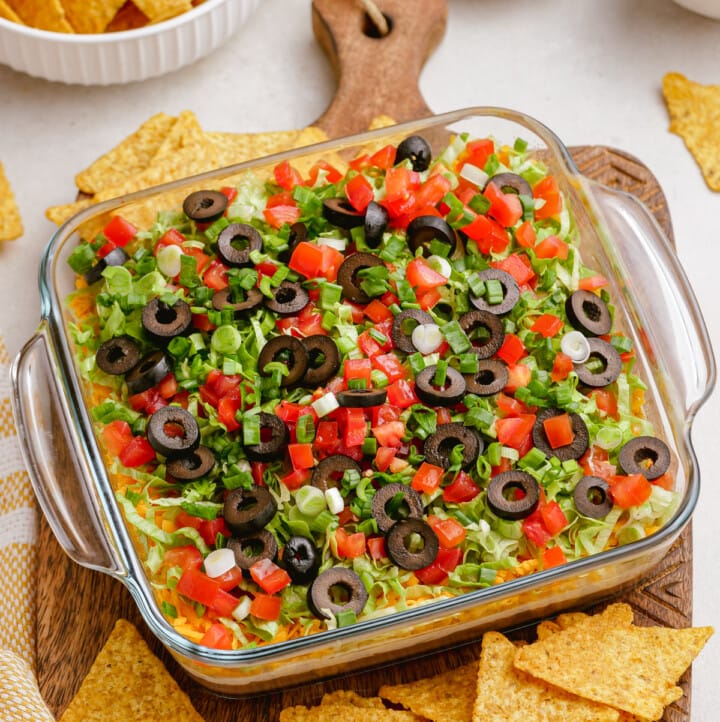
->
(0, 0), (260, 85)
(673, 0), (720, 19)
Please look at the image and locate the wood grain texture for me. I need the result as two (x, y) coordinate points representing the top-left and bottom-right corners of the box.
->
(36, 145), (692, 722)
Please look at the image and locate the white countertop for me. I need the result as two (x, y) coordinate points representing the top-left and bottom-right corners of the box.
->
(1, 0), (718, 717)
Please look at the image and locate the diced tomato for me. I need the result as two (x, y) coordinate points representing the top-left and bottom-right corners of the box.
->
(275, 400), (304, 424)
(492, 254), (535, 287)
(372, 404), (401, 426)
(384, 165), (415, 205)
(490, 456), (513, 478)
(358, 330), (385, 358)
(192, 313), (216, 332)
(540, 500), (568, 536)
(199, 517), (231, 548)
(442, 471), (480, 503)
(609, 473), (652, 509)
(369, 144), (397, 169)
(495, 392), (529, 418)
(542, 545), (567, 569)
(515, 220), (536, 248)
(220, 186), (237, 205)
(200, 622), (234, 650)
(314, 421), (339, 454)
(542, 413), (574, 449)
(288, 443), (315, 471)
(176, 568), (239, 616)
(459, 138), (494, 171)
(375, 446), (398, 472)
(210, 564), (243, 592)
(344, 358), (372, 386)
(496, 414), (536, 450)
(203, 259), (229, 291)
(308, 160), (343, 185)
(414, 546), (462, 585)
(460, 214), (510, 254)
(255, 261), (279, 279)
(411, 462), (445, 494)
(578, 274), (608, 291)
(371, 353), (407, 383)
(289, 241), (323, 278)
(534, 234), (568, 260)
(504, 363), (532, 393)
(155, 227), (185, 253)
(406, 257), (447, 292)
(428, 516), (466, 548)
(417, 287), (442, 310)
(372, 420), (405, 448)
(251, 461), (267, 487)
(484, 182), (523, 227)
(128, 387), (168, 414)
(386, 379), (419, 409)
(156, 373), (178, 400)
(380, 290), (400, 307)
(175, 511), (203, 530)
(281, 468), (311, 491)
(250, 594), (282, 621)
(101, 420), (133, 457)
(217, 395), (241, 431)
(335, 527), (367, 559)
(345, 173), (374, 212)
(364, 298), (393, 323)
(367, 536), (387, 561)
(118, 436), (155, 467)
(496, 334), (526, 365)
(349, 153), (371, 171)
(250, 558), (291, 594)
(551, 352), (574, 383)
(103, 215), (137, 246)
(184, 245), (211, 274)
(436, 408), (452, 425)
(531, 314), (563, 338)
(388, 457), (409, 473)
(579, 446), (616, 482)
(164, 545), (203, 571)
(343, 408), (368, 447)
(652, 473), (674, 491)
(96, 240), (116, 258)
(533, 176), (562, 219)
(414, 173), (452, 208)
(522, 507), (552, 547)
(590, 389), (619, 420)
(264, 204), (300, 229)
(273, 160), (303, 190)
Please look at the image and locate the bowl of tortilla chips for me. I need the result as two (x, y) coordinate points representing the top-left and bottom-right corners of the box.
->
(0, 0), (260, 85)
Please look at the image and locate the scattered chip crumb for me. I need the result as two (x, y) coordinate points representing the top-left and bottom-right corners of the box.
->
(0, 162), (23, 241)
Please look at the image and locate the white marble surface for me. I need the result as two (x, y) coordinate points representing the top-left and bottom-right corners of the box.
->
(1, 0), (718, 717)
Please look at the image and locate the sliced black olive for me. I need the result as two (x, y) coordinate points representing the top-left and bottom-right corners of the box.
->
(396, 135), (432, 172)
(385, 518), (439, 571)
(484, 172), (532, 198)
(278, 222), (307, 263)
(337, 388), (387, 407)
(281, 535), (320, 585)
(264, 280), (309, 316)
(322, 197), (364, 229)
(228, 530), (278, 570)
(95, 337), (141, 376)
(217, 223), (263, 267)
(146, 406), (200, 458)
(532, 407), (589, 462)
(301, 335), (340, 386)
(84, 247), (129, 285)
(337, 252), (385, 304)
(415, 365), (467, 408)
(574, 476), (613, 519)
(487, 470), (540, 520)
(459, 310), (505, 359)
(574, 338), (622, 387)
(142, 297), (192, 344)
(391, 308), (434, 354)
(364, 201), (389, 248)
(244, 413), (289, 461)
(224, 485), (277, 536)
(464, 359), (508, 396)
(424, 423), (482, 470)
(308, 568), (368, 620)
(469, 268), (520, 315)
(618, 436), (671, 480)
(211, 286), (263, 315)
(257, 336), (309, 387)
(182, 190), (228, 223)
(125, 350), (171, 395)
(311, 455), (361, 493)
(371, 483), (424, 533)
(407, 215), (457, 257)
(565, 290), (612, 337)
(166, 446), (216, 481)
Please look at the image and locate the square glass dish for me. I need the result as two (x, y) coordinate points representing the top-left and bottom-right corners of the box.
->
(12, 108), (714, 695)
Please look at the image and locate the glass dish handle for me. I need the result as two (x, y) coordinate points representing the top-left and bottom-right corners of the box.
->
(11, 326), (127, 577)
(587, 180), (716, 416)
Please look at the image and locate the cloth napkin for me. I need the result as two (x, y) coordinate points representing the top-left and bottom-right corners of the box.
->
(0, 335), (55, 721)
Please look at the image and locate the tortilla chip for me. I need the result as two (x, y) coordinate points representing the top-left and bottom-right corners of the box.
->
(153, 110), (206, 161)
(61, 0), (125, 33)
(58, 619), (205, 722)
(208, 130), (301, 167)
(133, 0), (191, 23)
(379, 662), (478, 722)
(320, 691), (386, 708)
(536, 620), (562, 641)
(75, 113), (177, 195)
(5, 0), (73, 32)
(280, 704), (423, 722)
(0, 0), (23, 23)
(555, 611), (591, 629)
(514, 610), (713, 720)
(368, 115), (397, 130)
(106, 1), (149, 31)
(472, 632), (619, 722)
(663, 72), (720, 191)
(0, 162), (23, 241)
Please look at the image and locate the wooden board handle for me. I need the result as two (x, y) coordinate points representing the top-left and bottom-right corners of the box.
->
(312, 0), (447, 138)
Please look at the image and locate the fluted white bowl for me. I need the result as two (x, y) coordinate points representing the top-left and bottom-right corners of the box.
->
(0, 0), (260, 85)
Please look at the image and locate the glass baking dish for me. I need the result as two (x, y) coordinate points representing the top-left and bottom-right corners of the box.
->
(11, 107), (714, 695)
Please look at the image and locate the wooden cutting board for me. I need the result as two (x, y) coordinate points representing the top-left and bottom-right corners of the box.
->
(36, 2), (693, 720)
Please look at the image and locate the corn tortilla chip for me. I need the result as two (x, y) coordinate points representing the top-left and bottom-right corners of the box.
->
(472, 632), (619, 722)
(0, 162), (23, 241)
(279, 704), (424, 721)
(320, 690), (386, 708)
(75, 112), (177, 195)
(514, 611), (713, 720)
(379, 662), (478, 722)
(153, 110), (206, 161)
(368, 114), (397, 130)
(0, 0), (22, 23)
(58, 619), (205, 722)
(6, 0), (73, 32)
(106, 1), (149, 31)
(536, 620), (562, 641)
(555, 611), (591, 629)
(663, 72), (720, 191)
(61, 0), (125, 33)
(133, 0), (191, 23)
(208, 130), (301, 167)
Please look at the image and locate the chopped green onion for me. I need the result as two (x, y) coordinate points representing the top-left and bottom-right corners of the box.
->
(243, 413), (261, 445)
(595, 426), (623, 451)
(484, 279), (504, 305)
(368, 328), (388, 345)
(468, 274), (486, 297)
(433, 360), (448, 387)
(295, 486), (326, 516)
(459, 353), (479, 374)
(469, 194), (491, 215)
(336, 609), (357, 627)
(348, 377), (368, 390)
(362, 437), (377, 455)
(296, 414), (316, 443)
(441, 320), (471, 354)
(211, 325), (242, 354)
(486, 442), (502, 467)
(319, 282), (343, 309)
